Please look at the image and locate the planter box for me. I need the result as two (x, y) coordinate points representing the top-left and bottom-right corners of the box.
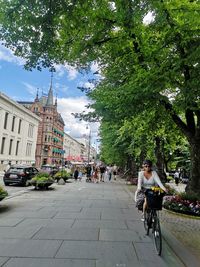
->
(31, 180), (54, 190)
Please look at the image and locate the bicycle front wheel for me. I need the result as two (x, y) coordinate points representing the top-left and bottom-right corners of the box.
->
(144, 210), (151, 235)
(153, 214), (162, 255)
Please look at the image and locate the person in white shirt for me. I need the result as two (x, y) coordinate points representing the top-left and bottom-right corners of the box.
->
(135, 160), (167, 218)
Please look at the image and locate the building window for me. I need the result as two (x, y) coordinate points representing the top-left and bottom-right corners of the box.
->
(28, 124), (33, 138)
(18, 119), (22, 134)
(26, 142), (32, 156)
(11, 116), (15, 131)
(4, 112), (9, 129)
(9, 139), (13, 155)
(16, 140), (20, 156)
(0, 137), (6, 154)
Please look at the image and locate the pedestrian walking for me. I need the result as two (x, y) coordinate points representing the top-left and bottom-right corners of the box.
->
(73, 167), (79, 181)
(174, 170), (180, 186)
(113, 164), (117, 180)
(100, 165), (106, 182)
(107, 165), (113, 181)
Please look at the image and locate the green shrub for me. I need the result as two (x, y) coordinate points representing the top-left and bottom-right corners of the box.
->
(0, 185), (8, 199)
(30, 173), (54, 189)
(54, 170), (71, 181)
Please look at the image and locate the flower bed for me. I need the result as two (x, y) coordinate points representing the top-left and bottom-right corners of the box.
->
(163, 193), (200, 217)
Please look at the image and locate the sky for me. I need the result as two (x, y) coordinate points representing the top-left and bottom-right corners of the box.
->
(0, 44), (100, 148)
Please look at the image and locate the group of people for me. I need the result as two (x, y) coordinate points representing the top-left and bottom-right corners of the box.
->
(73, 164), (119, 183)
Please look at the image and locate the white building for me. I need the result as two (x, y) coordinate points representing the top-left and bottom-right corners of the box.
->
(75, 137), (97, 164)
(0, 92), (41, 170)
(63, 133), (86, 163)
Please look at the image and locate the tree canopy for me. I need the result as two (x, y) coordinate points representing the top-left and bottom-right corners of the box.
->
(0, 0), (200, 194)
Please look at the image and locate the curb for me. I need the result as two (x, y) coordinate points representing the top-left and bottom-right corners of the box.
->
(162, 227), (200, 267)
(163, 208), (200, 220)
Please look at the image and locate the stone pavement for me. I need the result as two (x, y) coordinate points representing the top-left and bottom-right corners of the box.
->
(0, 178), (198, 267)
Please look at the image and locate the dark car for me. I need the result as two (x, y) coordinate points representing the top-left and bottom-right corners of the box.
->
(40, 165), (59, 176)
(3, 165), (39, 186)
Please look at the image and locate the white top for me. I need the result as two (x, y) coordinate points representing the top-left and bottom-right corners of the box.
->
(135, 171), (166, 201)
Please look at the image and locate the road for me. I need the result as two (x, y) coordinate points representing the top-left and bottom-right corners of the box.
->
(0, 172), (31, 198)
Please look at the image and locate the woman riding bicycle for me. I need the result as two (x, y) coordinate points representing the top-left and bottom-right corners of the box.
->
(135, 160), (168, 220)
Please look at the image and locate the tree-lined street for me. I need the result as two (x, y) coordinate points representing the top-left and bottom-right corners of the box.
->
(0, 0), (199, 194)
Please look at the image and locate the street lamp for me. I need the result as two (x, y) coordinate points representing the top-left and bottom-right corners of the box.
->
(86, 125), (91, 165)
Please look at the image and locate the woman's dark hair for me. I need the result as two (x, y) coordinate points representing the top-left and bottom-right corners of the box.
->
(143, 159), (153, 167)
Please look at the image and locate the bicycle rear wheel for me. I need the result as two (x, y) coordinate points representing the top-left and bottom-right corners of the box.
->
(152, 213), (162, 255)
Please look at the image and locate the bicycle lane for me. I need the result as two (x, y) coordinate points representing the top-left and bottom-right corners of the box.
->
(0, 178), (184, 267)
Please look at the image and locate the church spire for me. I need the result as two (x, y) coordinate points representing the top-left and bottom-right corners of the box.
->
(55, 93), (57, 107)
(35, 88), (39, 102)
(46, 72), (54, 106)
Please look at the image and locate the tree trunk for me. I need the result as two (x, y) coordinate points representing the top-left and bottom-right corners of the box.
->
(185, 139), (200, 195)
(154, 137), (167, 183)
(126, 155), (137, 177)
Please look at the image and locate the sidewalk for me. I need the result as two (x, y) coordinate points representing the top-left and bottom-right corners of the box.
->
(0, 177), (187, 267)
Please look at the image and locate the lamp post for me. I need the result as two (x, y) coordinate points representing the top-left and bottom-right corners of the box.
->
(86, 125), (91, 165)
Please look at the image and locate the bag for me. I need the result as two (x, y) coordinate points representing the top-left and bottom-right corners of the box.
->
(135, 191), (145, 211)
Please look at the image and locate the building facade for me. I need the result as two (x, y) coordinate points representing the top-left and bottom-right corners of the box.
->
(63, 133), (86, 163)
(0, 92), (41, 171)
(19, 86), (65, 168)
(32, 88), (65, 167)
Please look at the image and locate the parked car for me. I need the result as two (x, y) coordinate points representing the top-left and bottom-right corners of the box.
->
(40, 165), (59, 176)
(3, 165), (39, 186)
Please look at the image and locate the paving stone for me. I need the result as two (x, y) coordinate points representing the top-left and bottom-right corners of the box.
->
(2, 211), (58, 219)
(16, 218), (74, 228)
(3, 258), (95, 267)
(39, 206), (82, 212)
(99, 229), (151, 242)
(0, 218), (24, 227)
(55, 211), (101, 219)
(0, 257), (9, 266)
(55, 240), (138, 263)
(72, 219), (128, 229)
(0, 226), (41, 239)
(33, 227), (99, 241)
(101, 211), (136, 220)
(0, 239), (62, 257)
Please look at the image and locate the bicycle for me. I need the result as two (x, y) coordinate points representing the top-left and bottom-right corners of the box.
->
(143, 187), (165, 256)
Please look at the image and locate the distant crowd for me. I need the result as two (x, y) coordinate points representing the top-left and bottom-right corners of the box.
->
(72, 164), (120, 183)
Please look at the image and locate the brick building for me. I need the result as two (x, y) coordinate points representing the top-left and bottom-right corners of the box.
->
(19, 85), (65, 167)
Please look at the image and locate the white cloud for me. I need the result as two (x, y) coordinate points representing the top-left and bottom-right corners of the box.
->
(57, 96), (99, 140)
(54, 64), (79, 80)
(22, 82), (37, 96)
(54, 82), (69, 94)
(0, 44), (25, 65)
(65, 65), (79, 80)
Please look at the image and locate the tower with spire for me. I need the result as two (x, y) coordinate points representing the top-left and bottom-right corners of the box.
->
(29, 74), (65, 168)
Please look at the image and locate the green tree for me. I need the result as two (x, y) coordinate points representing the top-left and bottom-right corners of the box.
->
(0, 0), (199, 194)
